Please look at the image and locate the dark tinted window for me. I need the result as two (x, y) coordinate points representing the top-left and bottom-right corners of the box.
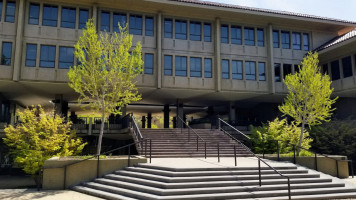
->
(232, 60), (242, 80)
(59, 47), (74, 69)
(259, 62), (266, 81)
(244, 27), (255, 46)
(231, 26), (242, 45)
(275, 63), (281, 82)
(40, 45), (56, 68)
(129, 15), (142, 35)
(61, 7), (76, 28)
(273, 30), (279, 48)
(331, 60), (340, 80)
(164, 55), (172, 75)
(100, 11), (110, 31)
(342, 56), (352, 78)
(292, 32), (301, 50)
(175, 56), (187, 76)
(43, 5), (58, 27)
(283, 64), (292, 78)
(145, 17), (154, 36)
(294, 65), (300, 74)
(222, 59), (229, 79)
(190, 21), (201, 41)
(245, 61), (256, 80)
(257, 29), (264, 47)
(144, 53), (154, 74)
(5, 1), (15, 23)
(164, 19), (172, 38)
(281, 31), (290, 49)
(204, 58), (212, 78)
(204, 23), (211, 42)
(25, 44), (37, 67)
(113, 13), (126, 32)
(29, 3), (40, 25)
(303, 33), (309, 51)
(190, 57), (202, 77)
(1, 42), (12, 65)
(221, 25), (228, 43)
(175, 20), (187, 40)
(322, 64), (328, 75)
(79, 9), (89, 29)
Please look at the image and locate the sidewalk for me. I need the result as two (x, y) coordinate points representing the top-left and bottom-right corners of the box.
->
(0, 189), (104, 200)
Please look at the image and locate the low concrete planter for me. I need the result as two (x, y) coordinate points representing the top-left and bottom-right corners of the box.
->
(263, 155), (350, 178)
(43, 156), (147, 190)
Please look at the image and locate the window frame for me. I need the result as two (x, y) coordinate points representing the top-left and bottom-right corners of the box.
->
(281, 31), (290, 49)
(258, 62), (266, 81)
(204, 23), (211, 42)
(244, 27), (255, 46)
(145, 16), (154, 36)
(175, 20), (187, 40)
(61, 7), (76, 29)
(5, 1), (15, 23)
(164, 18), (173, 38)
(190, 57), (202, 77)
(25, 43), (37, 67)
(257, 28), (264, 47)
(40, 45), (56, 68)
(222, 59), (229, 79)
(100, 11), (110, 32)
(245, 61), (256, 80)
(221, 24), (229, 44)
(273, 30), (279, 48)
(29, 3), (40, 25)
(1, 42), (12, 66)
(42, 5), (58, 27)
(232, 60), (243, 80)
(189, 21), (201, 41)
(231, 26), (242, 45)
(175, 56), (187, 76)
(58, 46), (74, 69)
(144, 53), (154, 74)
(292, 32), (301, 50)
(164, 55), (172, 76)
(204, 58), (212, 78)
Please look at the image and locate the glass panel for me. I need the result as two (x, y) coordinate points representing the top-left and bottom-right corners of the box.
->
(175, 20), (187, 40)
(25, 44), (37, 67)
(164, 55), (172, 75)
(222, 59), (229, 79)
(61, 7), (76, 28)
(231, 26), (242, 45)
(244, 27), (255, 46)
(322, 64), (328, 75)
(292, 32), (301, 50)
(245, 61), (256, 80)
(40, 45), (56, 68)
(342, 56), (352, 78)
(5, 1), (15, 23)
(1, 42), (12, 65)
(257, 29), (264, 47)
(129, 15), (142, 35)
(204, 23), (211, 42)
(274, 63), (281, 82)
(29, 3), (40, 25)
(145, 17), (154, 36)
(283, 64), (292, 78)
(303, 33), (309, 51)
(281, 31), (290, 49)
(232, 60), (242, 80)
(43, 5), (58, 27)
(144, 53), (154, 74)
(294, 65), (300, 74)
(59, 47), (74, 69)
(175, 56), (187, 76)
(164, 19), (172, 38)
(190, 21), (201, 41)
(100, 11), (110, 31)
(190, 57), (202, 77)
(273, 30), (279, 48)
(113, 13), (126, 32)
(221, 25), (228, 43)
(204, 58), (212, 78)
(259, 62), (266, 81)
(331, 60), (340, 80)
(79, 9), (89, 29)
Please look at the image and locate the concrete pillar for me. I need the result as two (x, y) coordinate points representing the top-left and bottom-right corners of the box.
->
(12, 0), (25, 81)
(163, 104), (170, 128)
(172, 117), (177, 128)
(215, 18), (221, 91)
(157, 12), (162, 89)
(176, 100), (184, 128)
(228, 102), (236, 125)
(147, 113), (152, 128)
(9, 103), (16, 125)
(141, 116), (146, 128)
(92, 4), (98, 28)
(54, 94), (68, 118)
(266, 24), (275, 93)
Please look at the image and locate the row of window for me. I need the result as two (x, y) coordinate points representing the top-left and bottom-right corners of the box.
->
(0, 0), (15, 23)
(221, 25), (264, 47)
(273, 30), (309, 50)
(28, 3), (89, 29)
(221, 59), (265, 81)
(323, 55), (356, 81)
(164, 55), (212, 78)
(164, 19), (212, 42)
(274, 63), (300, 82)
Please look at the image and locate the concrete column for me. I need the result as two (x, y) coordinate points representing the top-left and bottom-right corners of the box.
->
(157, 12), (162, 88)
(12, 0), (25, 81)
(266, 24), (275, 93)
(228, 102), (236, 125)
(163, 104), (170, 128)
(92, 4), (98, 28)
(176, 100), (184, 128)
(215, 18), (221, 91)
(54, 94), (68, 118)
(147, 113), (152, 128)
(9, 103), (16, 125)
(141, 116), (146, 128)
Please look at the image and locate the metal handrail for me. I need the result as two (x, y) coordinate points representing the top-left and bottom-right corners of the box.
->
(219, 118), (250, 140)
(177, 116), (205, 142)
(131, 115), (143, 142)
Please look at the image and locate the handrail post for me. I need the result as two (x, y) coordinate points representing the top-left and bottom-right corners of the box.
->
(140, 139), (143, 155)
(150, 139), (152, 163)
(336, 160), (339, 178)
(218, 118), (221, 130)
(128, 145), (131, 167)
(197, 136), (199, 151)
(262, 139), (265, 159)
(234, 144), (237, 166)
(293, 145), (296, 164)
(258, 159), (262, 186)
(315, 153), (318, 170)
(145, 139), (148, 157)
(97, 154), (100, 178)
(205, 142), (207, 159)
(218, 143), (220, 163)
(277, 140), (280, 161)
(287, 177), (291, 200)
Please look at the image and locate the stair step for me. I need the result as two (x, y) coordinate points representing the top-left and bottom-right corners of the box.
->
(72, 185), (138, 200)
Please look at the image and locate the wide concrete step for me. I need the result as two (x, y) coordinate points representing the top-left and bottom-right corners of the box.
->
(73, 185), (138, 200)
(135, 164), (298, 171)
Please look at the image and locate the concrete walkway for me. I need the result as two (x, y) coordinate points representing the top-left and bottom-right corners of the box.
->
(0, 189), (104, 200)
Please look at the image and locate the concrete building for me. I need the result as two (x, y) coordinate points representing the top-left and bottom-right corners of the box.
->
(0, 0), (355, 133)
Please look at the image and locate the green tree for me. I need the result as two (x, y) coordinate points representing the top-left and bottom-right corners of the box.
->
(279, 52), (337, 153)
(3, 106), (86, 184)
(68, 20), (143, 154)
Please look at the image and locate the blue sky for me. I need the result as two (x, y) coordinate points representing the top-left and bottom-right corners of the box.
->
(209, 0), (356, 22)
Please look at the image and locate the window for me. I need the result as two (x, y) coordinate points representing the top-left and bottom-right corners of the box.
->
(221, 25), (228, 43)
(244, 27), (255, 46)
(331, 60), (340, 81)
(175, 20), (187, 40)
(281, 31), (290, 49)
(79, 9), (89, 29)
(190, 21), (201, 41)
(245, 61), (256, 80)
(58, 47), (74, 69)
(273, 30), (279, 48)
(274, 63), (281, 82)
(190, 57), (202, 77)
(175, 56), (187, 76)
(25, 44), (37, 67)
(322, 64), (328, 75)
(222, 59), (229, 79)
(29, 3), (39, 25)
(259, 62), (266, 81)
(5, 1), (15, 23)
(231, 26), (242, 45)
(61, 7), (76, 28)
(294, 65), (300, 74)
(1, 42), (12, 65)
(232, 60), (242, 80)
(164, 55), (172, 75)
(0, 1), (2, 21)
(164, 19), (173, 38)
(100, 11), (110, 31)
(129, 15), (142, 35)
(113, 13), (126, 32)
(43, 5), (58, 27)
(40, 45), (56, 68)
(145, 17), (154, 36)
(257, 29), (264, 47)
(292, 32), (301, 50)
(303, 33), (309, 51)
(342, 56), (352, 78)
(144, 54), (154, 74)
(283, 64), (292, 78)
(204, 23), (211, 42)
(204, 58), (212, 78)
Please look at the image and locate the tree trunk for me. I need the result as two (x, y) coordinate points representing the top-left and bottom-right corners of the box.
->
(96, 111), (105, 155)
(297, 122), (305, 155)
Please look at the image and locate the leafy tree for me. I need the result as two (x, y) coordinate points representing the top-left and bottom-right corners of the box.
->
(3, 106), (86, 185)
(68, 19), (143, 154)
(279, 52), (337, 153)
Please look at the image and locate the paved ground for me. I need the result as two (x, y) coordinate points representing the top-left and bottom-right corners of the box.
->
(0, 189), (104, 200)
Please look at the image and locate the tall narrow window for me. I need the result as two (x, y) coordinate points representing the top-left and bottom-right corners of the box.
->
(204, 23), (211, 42)
(164, 55), (172, 76)
(113, 13), (126, 32)
(204, 58), (212, 78)
(29, 3), (40, 25)
(322, 64), (328, 75)
(1, 42), (12, 65)
(129, 15), (142, 35)
(61, 7), (76, 28)
(294, 65), (300, 74)
(281, 31), (290, 49)
(0, 1), (2, 21)
(175, 20), (187, 40)
(245, 61), (256, 80)
(59, 47), (74, 69)
(5, 1), (15, 23)
(292, 32), (301, 50)
(100, 11), (110, 31)
(273, 30), (279, 48)
(164, 19), (173, 38)
(79, 9), (89, 29)
(303, 33), (309, 51)
(331, 60), (340, 80)
(221, 25), (228, 44)
(190, 21), (201, 41)
(274, 63), (281, 82)
(190, 57), (202, 77)
(258, 62), (266, 81)
(231, 26), (242, 45)
(257, 29), (264, 47)
(144, 53), (154, 74)
(145, 17), (154, 36)
(40, 45), (56, 68)
(175, 56), (187, 76)
(25, 44), (37, 67)
(283, 64), (292, 78)
(222, 59), (229, 79)
(232, 60), (243, 80)
(244, 27), (255, 46)
(43, 5), (58, 27)
(342, 56), (352, 78)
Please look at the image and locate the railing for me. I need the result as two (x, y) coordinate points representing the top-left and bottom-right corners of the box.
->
(131, 115), (144, 150)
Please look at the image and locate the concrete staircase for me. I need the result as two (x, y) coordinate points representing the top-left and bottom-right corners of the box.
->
(73, 163), (356, 199)
(136, 128), (251, 158)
